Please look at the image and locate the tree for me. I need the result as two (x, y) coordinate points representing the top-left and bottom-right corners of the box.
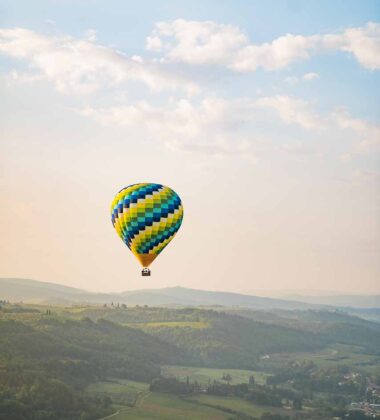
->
(347, 410), (367, 420)
(292, 397), (302, 410)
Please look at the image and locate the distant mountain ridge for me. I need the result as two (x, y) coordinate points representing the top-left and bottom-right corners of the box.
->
(1, 278), (379, 311)
(275, 293), (380, 308)
(0, 278), (321, 310)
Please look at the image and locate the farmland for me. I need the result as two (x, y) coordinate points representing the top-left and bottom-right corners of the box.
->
(84, 378), (302, 420)
(261, 343), (380, 375)
(1, 298), (380, 418)
(161, 365), (270, 385)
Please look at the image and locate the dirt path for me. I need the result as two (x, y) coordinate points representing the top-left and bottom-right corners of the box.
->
(98, 390), (151, 420)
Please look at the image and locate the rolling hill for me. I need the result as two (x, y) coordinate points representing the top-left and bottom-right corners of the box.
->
(1, 298), (380, 418)
(0, 278), (321, 310)
(276, 293), (380, 308)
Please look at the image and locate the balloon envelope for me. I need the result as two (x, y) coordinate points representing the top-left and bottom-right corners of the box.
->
(111, 183), (183, 268)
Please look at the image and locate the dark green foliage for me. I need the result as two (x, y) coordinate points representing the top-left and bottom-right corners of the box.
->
(268, 361), (367, 398)
(260, 414), (289, 420)
(322, 322), (380, 353)
(0, 375), (113, 420)
(0, 316), (187, 419)
(52, 305), (380, 367)
(150, 376), (200, 394)
(1, 302), (380, 419)
(346, 410), (368, 419)
(134, 309), (325, 368)
(245, 386), (282, 407)
(0, 317), (186, 382)
(206, 380), (282, 407)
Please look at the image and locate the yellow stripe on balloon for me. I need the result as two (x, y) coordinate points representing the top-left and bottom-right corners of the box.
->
(149, 233), (176, 255)
(130, 207), (183, 255)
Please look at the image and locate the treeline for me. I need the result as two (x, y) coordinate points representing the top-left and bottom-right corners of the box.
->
(0, 375), (112, 420)
(63, 306), (202, 324)
(267, 361), (367, 397)
(149, 376), (376, 420)
(150, 376), (301, 409)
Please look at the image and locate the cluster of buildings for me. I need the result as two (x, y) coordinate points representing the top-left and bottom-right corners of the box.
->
(350, 382), (380, 417)
(350, 401), (380, 417)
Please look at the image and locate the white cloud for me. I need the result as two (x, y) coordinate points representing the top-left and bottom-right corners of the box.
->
(84, 29), (97, 42)
(284, 76), (299, 85)
(146, 19), (247, 65)
(280, 140), (312, 156)
(303, 72), (319, 81)
(8, 70), (44, 84)
(146, 35), (163, 52)
(255, 95), (326, 130)
(352, 169), (380, 182)
(233, 33), (318, 71)
(284, 72), (319, 84)
(331, 107), (380, 148)
(80, 97), (258, 157)
(0, 28), (199, 95)
(79, 94), (380, 162)
(340, 153), (352, 161)
(147, 20), (380, 71)
(82, 97), (253, 130)
(322, 22), (380, 71)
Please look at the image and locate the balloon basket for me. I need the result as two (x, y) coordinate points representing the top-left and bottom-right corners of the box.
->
(142, 268), (151, 277)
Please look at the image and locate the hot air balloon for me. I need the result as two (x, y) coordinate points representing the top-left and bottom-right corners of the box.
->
(111, 183), (183, 276)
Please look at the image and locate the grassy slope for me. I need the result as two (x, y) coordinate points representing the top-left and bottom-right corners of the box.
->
(86, 379), (302, 420)
(115, 393), (229, 420)
(261, 343), (380, 375)
(0, 313), (187, 384)
(2, 302), (380, 419)
(185, 394), (296, 418)
(161, 365), (269, 385)
(86, 379), (148, 406)
(4, 303), (380, 371)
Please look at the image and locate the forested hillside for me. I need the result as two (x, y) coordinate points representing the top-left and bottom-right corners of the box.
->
(0, 309), (186, 419)
(1, 301), (380, 419)
(55, 305), (380, 366)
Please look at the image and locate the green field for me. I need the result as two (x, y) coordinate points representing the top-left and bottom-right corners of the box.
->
(2, 300), (380, 419)
(86, 379), (148, 406)
(85, 379), (229, 419)
(185, 394), (298, 418)
(112, 392), (230, 419)
(161, 365), (270, 385)
(94, 388), (304, 420)
(86, 376), (303, 420)
(261, 343), (380, 374)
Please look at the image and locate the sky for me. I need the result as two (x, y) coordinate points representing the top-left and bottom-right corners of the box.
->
(1, 0), (379, 294)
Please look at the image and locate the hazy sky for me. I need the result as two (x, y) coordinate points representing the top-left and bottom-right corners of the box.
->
(1, 0), (379, 294)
